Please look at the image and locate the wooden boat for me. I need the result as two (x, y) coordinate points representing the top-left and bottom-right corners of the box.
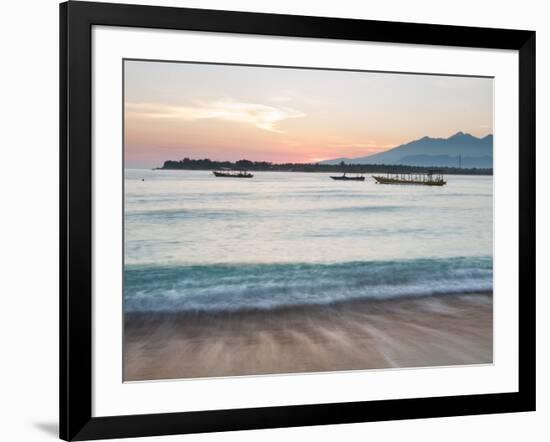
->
(372, 170), (446, 186)
(330, 173), (365, 181)
(213, 169), (253, 178)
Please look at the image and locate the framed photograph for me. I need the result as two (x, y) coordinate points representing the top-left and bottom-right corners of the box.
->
(60, 1), (536, 440)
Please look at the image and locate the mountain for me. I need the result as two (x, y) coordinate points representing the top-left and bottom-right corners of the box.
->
(321, 132), (493, 168)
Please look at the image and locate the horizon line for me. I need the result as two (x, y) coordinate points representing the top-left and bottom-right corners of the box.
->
(125, 130), (494, 168)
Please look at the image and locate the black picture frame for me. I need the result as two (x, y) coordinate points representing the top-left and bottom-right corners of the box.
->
(60, 1), (536, 440)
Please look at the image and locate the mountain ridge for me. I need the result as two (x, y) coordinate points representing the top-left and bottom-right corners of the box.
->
(321, 132), (493, 168)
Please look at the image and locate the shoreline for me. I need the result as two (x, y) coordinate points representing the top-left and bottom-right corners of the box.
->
(151, 168), (493, 176)
(124, 293), (493, 382)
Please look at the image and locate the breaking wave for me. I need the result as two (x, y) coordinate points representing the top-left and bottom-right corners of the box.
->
(124, 256), (492, 313)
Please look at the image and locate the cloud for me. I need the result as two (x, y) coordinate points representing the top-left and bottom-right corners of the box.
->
(126, 99), (305, 133)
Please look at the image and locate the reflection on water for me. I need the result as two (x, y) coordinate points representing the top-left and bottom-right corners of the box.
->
(125, 170), (492, 266)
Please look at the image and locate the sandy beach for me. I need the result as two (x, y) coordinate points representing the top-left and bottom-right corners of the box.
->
(124, 293), (492, 381)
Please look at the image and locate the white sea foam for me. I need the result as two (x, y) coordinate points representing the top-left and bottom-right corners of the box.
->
(124, 257), (492, 313)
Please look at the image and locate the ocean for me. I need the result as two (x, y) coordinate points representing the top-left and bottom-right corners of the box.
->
(124, 170), (493, 313)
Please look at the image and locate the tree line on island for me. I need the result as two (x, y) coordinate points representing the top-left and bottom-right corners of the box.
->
(158, 158), (492, 175)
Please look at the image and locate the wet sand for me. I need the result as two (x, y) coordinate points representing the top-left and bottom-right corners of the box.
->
(124, 293), (492, 381)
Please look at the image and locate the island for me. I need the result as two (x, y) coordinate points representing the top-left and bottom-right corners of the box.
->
(157, 158), (492, 176)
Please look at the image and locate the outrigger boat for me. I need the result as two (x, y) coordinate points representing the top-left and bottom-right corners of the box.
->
(372, 170), (446, 186)
(212, 168), (254, 178)
(330, 173), (365, 181)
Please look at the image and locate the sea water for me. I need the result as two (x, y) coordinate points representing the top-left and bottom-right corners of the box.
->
(124, 170), (493, 312)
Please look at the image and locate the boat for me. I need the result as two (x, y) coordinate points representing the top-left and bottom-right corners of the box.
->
(372, 170), (446, 186)
(330, 173), (365, 181)
(213, 168), (254, 178)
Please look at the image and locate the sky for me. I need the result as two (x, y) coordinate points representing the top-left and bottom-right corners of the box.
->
(124, 59), (493, 168)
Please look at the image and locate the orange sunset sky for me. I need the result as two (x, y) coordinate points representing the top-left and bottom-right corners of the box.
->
(124, 60), (493, 169)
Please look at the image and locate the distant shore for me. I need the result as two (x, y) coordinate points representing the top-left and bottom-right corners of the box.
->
(124, 293), (493, 381)
(155, 159), (492, 175)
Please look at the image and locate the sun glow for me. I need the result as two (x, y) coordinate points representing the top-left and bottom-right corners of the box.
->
(124, 60), (493, 168)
